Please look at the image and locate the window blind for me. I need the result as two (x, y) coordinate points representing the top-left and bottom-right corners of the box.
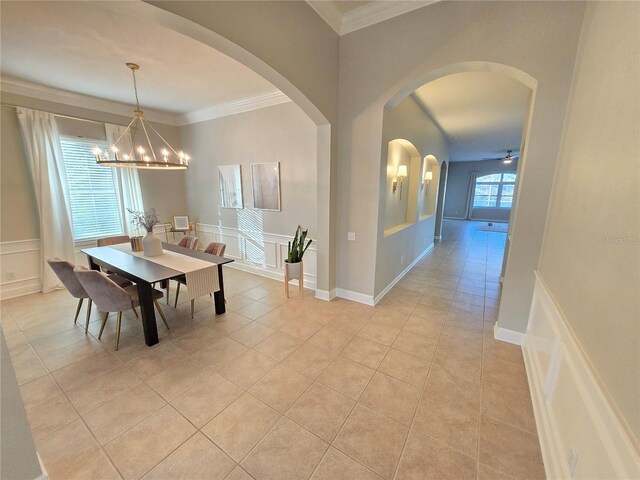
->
(60, 138), (123, 241)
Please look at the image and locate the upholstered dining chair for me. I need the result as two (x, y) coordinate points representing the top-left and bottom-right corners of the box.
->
(178, 235), (199, 250)
(173, 241), (226, 317)
(204, 242), (226, 257)
(47, 257), (133, 334)
(97, 235), (130, 247)
(74, 266), (169, 351)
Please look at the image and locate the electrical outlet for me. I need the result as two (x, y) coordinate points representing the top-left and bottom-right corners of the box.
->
(567, 447), (578, 477)
(6, 272), (15, 281)
(347, 232), (356, 241)
(401, 255), (405, 264)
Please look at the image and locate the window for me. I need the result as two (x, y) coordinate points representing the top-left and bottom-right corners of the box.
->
(472, 173), (516, 209)
(60, 137), (123, 241)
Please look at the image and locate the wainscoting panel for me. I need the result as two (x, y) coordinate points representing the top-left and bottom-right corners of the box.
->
(523, 273), (639, 479)
(197, 224), (317, 290)
(0, 239), (41, 300)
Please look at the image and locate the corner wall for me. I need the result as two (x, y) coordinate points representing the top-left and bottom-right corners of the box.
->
(536, 1), (640, 445)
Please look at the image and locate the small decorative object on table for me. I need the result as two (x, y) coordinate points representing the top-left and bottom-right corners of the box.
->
(284, 225), (312, 298)
(130, 236), (143, 252)
(127, 208), (163, 257)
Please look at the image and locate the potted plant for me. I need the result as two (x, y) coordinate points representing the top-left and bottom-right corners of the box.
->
(127, 208), (162, 257)
(284, 225), (312, 296)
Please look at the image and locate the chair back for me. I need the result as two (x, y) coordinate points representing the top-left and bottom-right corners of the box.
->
(74, 266), (133, 313)
(204, 242), (226, 256)
(47, 257), (87, 299)
(97, 235), (130, 247)
(178, 235), (199, 250)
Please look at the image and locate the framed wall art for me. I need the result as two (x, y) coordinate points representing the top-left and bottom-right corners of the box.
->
(218, 164), (243, 208)
(251, 162), (281, 211)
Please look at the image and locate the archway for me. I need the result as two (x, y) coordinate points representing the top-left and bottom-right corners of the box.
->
(95, 1), (335, 296)
(434, 160), (448, 239)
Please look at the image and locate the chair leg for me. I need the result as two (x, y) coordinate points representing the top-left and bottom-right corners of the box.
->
(166, 283), (170, 305)
(132, 308), (139, 319)
(154, 300), (170, 330)
(74, 298), (84, 324)
(98, 312), (109, 339)
(174, 282), (181, 308)
(191, 299), (194, 319)
(84, 298), (93, 334)
(115, 312), (122, 351)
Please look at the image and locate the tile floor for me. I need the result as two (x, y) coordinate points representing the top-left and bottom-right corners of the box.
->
(1, 220), (544, 479)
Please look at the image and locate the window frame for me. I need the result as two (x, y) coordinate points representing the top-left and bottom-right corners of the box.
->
(59, 135), (125, 243)
(472, 172), (516, 209)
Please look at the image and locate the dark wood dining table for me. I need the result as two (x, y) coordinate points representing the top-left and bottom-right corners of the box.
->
(81, 242), (234, 347)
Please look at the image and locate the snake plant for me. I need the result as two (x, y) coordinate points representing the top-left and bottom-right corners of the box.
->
(287, 225), (312, 263)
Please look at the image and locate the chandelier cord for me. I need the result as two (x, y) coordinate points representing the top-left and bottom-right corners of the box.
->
(131, 67), (141, 111)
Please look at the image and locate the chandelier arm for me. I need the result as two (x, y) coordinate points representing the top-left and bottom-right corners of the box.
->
(112, 117), (137, 158)
(140, 119), (159, 163)
(144, 121), (182, 158)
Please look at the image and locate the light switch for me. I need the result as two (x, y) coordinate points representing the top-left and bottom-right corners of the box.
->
(347, 232), (356, 241)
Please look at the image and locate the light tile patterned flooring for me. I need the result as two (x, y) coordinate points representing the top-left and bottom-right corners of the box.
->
(1, 220), (544, 479)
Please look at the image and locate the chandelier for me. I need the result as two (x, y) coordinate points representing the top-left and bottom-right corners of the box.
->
(93, 63), (190, 170)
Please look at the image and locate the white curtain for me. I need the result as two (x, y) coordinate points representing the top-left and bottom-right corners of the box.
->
(465, 172), (477, 219)
(105, 124), (145, 236)
(16, 107), (76, 293)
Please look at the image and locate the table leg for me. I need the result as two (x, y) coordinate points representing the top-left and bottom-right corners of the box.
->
(214, 264), (226, 315)
(137, 281), (159, 346)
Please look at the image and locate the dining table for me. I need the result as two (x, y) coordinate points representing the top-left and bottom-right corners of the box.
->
(81, 242), (234, 347)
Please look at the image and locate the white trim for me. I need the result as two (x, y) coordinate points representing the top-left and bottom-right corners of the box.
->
(373, 243), (434, 305)
(0, 277), (42, 300)
(2, 77), (291, 127)
(523, 272), (639, 479)
(314, 288), (336, 302)
(335, 288), (375, 306)
(341, 1), (440, 35)
(493, 323), (525, 345)
(306, 1), (439, 36)
(306, 1), (343, 35)
(1, 76), (179, 126)
(177, 91), (291, 125)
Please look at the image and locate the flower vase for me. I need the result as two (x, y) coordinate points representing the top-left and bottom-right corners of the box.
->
(142, 230), (163, 257)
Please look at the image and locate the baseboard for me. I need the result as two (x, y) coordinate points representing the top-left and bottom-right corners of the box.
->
(314, 288), (336, 302)
(493, 323), (525, 346)
(225, 261), (317, 291)
(373, 243), (434, 305)
(523, 273), (639, 479)
(335, 288), (375, 306)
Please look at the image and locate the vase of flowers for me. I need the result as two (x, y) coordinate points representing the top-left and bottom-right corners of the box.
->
(127, 208), (162, 257)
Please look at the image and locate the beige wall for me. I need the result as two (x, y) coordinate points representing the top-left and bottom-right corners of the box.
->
(0, 92), (187, 243)
(338, 1), (586, 330)
(180, 101), (317, 237)
(538, 1), (640, 442)
(375, 95), (449, 297)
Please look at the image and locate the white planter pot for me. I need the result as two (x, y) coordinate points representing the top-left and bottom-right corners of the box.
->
(142, 231), (163, 257)
(285, 260), (302, 280)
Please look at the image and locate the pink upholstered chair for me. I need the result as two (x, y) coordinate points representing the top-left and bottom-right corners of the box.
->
(47, 257), (132, 334)
(178, 235), (199, 250)
(204, 242), (226, 257)
(74, 266), (169, 351)
(97, 235), (130, 247)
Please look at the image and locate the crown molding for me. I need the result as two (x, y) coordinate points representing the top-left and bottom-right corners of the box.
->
(0, 76), (180, 126)
(177, 91), (291, 126)
(306, 1), (343, 35)
(307, 1), (439, 35)
(1, 77), (291, 127)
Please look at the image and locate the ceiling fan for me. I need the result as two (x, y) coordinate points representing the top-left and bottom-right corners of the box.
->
(483, 150), (518, 164)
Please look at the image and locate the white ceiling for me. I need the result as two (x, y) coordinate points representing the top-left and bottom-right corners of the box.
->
(307, 1), (439, 35)
(412, 72), (532, 162)
(0, 1), (287, 123)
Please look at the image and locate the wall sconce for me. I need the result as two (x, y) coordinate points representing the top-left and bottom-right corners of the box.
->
(393, 165), (408, 199)
(422, 170), (432, 189)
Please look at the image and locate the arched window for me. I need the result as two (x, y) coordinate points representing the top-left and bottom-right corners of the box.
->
(472, 173), (516, 208)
